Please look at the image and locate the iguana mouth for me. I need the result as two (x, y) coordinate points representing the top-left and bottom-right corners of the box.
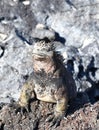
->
(32, 53), (53, 62)
(32, 50), (53, 57)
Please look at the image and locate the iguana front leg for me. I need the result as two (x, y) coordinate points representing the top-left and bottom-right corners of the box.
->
(50, 97), (68, 127)
(55, 97), (68, 116)
(18, 80), (35, 107)
(46, 89), (68, 127)
(11, 80), (35, 114)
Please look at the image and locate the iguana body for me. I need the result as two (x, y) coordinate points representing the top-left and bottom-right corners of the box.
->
(19, 41), (76, 118)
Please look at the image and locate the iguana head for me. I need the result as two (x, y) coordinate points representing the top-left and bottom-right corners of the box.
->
(32, 41), (54, 57)
(32, 41), (55, 73)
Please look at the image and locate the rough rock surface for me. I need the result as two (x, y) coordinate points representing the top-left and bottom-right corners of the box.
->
(0, 0), (99, 129)
(0, 98), (99, 130)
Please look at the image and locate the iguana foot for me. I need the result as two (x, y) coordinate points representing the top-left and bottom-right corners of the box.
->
(15, 104), (30, 115)
(46, 111), (65, 128)
(9, 101), (30, 116)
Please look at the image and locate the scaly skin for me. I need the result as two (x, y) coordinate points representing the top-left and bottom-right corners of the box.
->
(18, 41), (76, 119)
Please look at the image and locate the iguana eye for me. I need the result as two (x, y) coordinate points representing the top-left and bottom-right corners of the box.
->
(38, 57), (46, 61)
(34, 56), (46, 61)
